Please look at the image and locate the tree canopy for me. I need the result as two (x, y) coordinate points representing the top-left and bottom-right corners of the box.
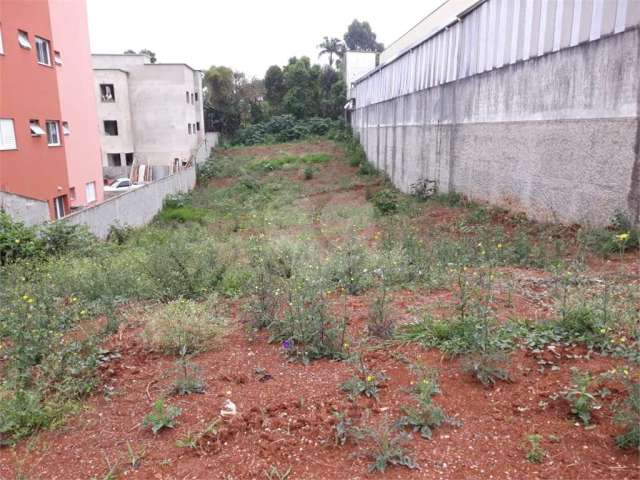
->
(318, 37), (345, 67)
(124, 48), (157, 63)
(343, 20), (384, 52)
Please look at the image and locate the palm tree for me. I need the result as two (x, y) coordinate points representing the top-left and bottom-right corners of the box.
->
(318, 37), (345, 67)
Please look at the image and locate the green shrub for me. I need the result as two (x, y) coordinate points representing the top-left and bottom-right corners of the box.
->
(269, 279), (346, 364)
(371, 189), (400, 216)
(232, 115), (344, 146)
(145, 232), (224, 301)
(0, 212), (42, 265)
(579, 212), (640, 256)
(302, 166), (315, 180)
(38, 222), (96, 258)
(563, 368), (600, 425)
(143, 298), (226, 355)
(143, 399), (181, 434)
(327, 239), (372, 295)
(367, 289), (394, 339)
(615, 379), (640, 450)
(397, 315), (483, 357)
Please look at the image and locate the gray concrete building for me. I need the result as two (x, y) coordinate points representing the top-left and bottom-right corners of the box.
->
(349, 0), (640, 227)
(92, 54), (206, 177)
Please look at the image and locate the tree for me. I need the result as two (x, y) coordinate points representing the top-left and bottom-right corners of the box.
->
(281, 57), (321, 119)
(203, 66), (265, 134)
(203, 66), (241, 135)
(344, 20), (384, 52)
(264, 65), (287, 111)
(318, 37), (345, 67)
(139, 49), (157, 63)
(123, 48), (157, 63)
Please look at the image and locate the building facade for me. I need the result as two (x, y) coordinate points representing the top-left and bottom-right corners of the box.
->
(92, 54), (205, 177)
(0, 0), (104, 222)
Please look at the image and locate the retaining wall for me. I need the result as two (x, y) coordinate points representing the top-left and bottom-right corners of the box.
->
(352, 28), (640, 226)
(63, 166), (196, 238)
(0, 192), (50, 225)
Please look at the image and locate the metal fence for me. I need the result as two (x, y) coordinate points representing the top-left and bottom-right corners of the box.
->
(352, 0), (640, 108)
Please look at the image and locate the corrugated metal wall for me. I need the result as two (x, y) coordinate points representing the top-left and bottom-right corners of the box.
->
(353, 0), (640, 108)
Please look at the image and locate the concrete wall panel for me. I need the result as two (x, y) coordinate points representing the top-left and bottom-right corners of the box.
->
(353, 29), (640, 226)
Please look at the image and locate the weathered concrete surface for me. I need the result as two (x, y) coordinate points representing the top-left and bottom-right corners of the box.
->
(0, 192), (50, 226)
(352, 28), (640, 226)
(62, 167), (196, 238)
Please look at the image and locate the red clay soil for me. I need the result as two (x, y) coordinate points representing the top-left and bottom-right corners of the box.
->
(1, 143), (639, 479)
(1, 301), (638, 480)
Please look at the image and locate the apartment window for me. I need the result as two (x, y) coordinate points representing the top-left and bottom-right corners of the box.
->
(0, 23), (4, 55)
(107, 153), (122, 167)
(186, 91), (189, 103)
(125, 152), (134, 166)
(53, 196), (65, 219)
(29, 120), (46, 136)
(18, 30), (31, 49)
(194, 92), (198, 102)
(0, 119), (17, 150)
(100, 84), (115, 102)
(69, 187), (76, 201)
(188, 124), (192, 134)
(46, 121), (60, 146)
(104, 120), (118, 136)
(54, 50), (62, 66)
(196, 122), (201, 132)
(85, 182), (97, 203)
(62, 121), (70, 135)
(35, 36), (51, 66)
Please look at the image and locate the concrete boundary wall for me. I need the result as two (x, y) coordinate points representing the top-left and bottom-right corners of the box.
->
(0, 192), (50, 225)
(352, 29), (640, 226)
(62, 166), (196, 238)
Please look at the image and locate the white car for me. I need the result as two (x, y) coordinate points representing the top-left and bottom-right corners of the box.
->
(104, 178), (144, 192)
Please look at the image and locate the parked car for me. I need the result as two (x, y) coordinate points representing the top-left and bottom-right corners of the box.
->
(104, 178), (144, 193)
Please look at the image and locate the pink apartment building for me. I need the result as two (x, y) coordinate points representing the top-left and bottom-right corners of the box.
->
(0, 0), (103, 222)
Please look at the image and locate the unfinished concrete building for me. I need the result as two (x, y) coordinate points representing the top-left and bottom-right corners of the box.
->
(92, 54), (206, 179)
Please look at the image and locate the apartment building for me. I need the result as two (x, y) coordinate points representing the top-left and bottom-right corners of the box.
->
(0, 0), (104, 222)
(92, 54), (205, 177)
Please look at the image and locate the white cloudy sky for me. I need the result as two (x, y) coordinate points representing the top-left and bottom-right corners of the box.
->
(86, 0), (445, 78)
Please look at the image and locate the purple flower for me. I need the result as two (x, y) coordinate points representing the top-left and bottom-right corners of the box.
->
(282, 340), (292, 350)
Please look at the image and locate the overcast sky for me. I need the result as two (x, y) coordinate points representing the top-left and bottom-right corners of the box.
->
(86, 0), (446, 78)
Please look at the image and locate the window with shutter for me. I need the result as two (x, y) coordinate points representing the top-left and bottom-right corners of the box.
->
(0, 119), (17, 150)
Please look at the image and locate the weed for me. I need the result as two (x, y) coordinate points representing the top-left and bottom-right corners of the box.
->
(269, 278), (347, 363)
(176, 419), (221, 452)
(614, 378), (640, 450)
(302, 166), (315, 180)
(563, 368), (600, 425)
(145, 230), (224, 301)
(264, 466), (292, 480)
(397, 315), (482, 357)
(367, 285), (394, 339)
(327, 238), (372, 295)
(464, 352), (512, 388)
(170, 352), (205, 396)
(525, 434), (545, 463)
(371, 189), (399, 216)
(142, 399), (181, 434)
(143, 298), (226, 355)
(126, 441), (145, 469)
(333, 411), (360, 446)
(360, 420), (418, 473)
(341, 370), (386, 401)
